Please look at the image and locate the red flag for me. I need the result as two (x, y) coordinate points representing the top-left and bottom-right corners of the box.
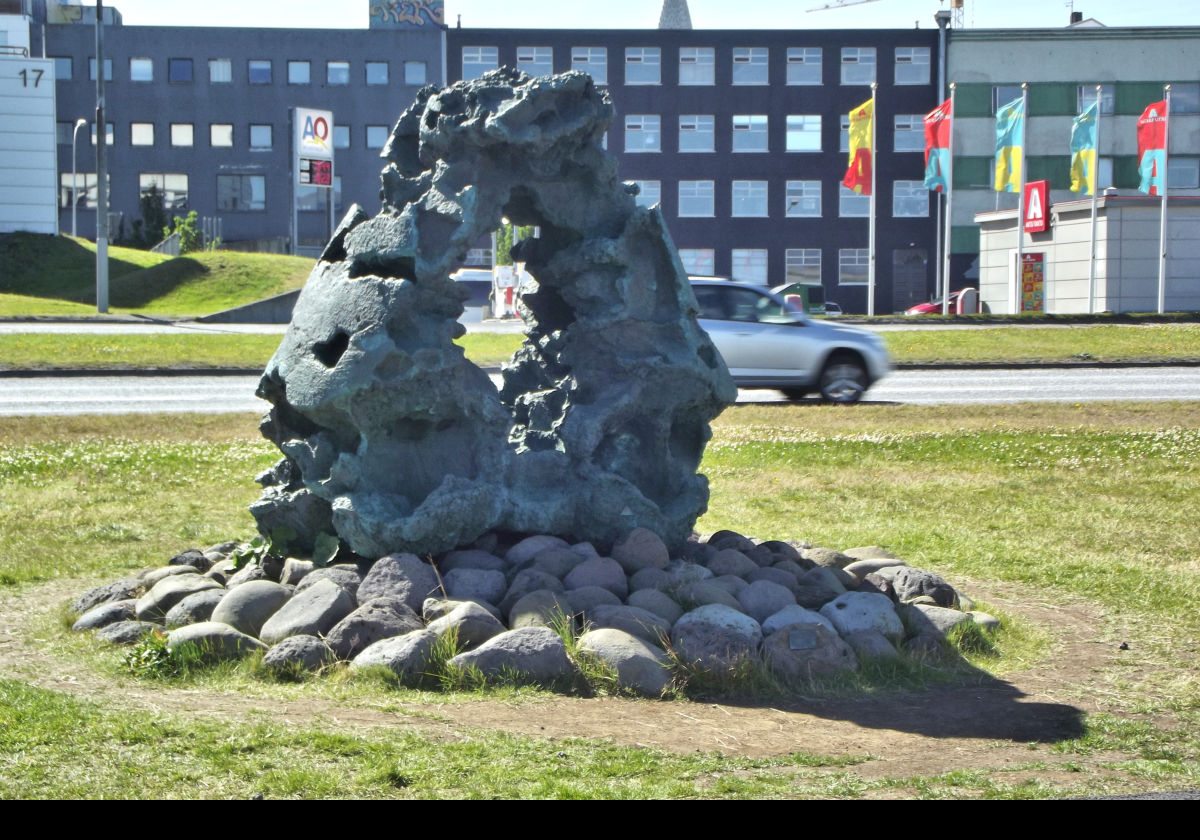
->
(1137, 100), (1168, 195)
(923, 98), (952, 193)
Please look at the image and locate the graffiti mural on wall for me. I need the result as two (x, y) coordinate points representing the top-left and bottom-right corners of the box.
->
(369, 0), (445, 28)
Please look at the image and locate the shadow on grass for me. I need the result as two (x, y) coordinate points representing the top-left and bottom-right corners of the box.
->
(0, 232), (205, 308)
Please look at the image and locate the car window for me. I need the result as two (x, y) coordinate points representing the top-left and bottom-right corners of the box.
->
(693, 286), (727, 320)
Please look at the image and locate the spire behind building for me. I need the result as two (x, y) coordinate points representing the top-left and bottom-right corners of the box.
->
(658, 0), (693, 30)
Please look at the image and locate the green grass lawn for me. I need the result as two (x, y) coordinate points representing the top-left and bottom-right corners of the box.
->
(0, 403), (1197, 797)
(2, 324), (1198, 372)
(0, 233), (314, 318)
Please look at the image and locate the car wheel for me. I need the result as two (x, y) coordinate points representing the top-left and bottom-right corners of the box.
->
(781, 388), (809, 401)
(819, 356), (867, 404)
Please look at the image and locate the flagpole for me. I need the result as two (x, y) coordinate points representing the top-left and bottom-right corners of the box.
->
(942, 83), (955, 315)
(868, 82), (877, 317)
(1158, 84), (1170, 315)
(1014, 83), (1028, 314)
(1088, 85), (1101, 313)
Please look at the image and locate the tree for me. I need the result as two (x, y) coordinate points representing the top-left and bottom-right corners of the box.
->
(124, 184), (169, 250)
(164, 210), (203, 254)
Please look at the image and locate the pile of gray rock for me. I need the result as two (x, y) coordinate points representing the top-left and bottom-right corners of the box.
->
(69, 527), (999, 696)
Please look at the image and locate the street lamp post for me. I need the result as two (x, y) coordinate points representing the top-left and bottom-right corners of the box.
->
(71, 117), (87, 238)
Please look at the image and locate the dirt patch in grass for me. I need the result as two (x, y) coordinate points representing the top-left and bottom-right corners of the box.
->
(0, 575), (1146, 787)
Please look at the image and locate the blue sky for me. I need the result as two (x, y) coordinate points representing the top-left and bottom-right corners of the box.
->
(98, 1), (1200, 30)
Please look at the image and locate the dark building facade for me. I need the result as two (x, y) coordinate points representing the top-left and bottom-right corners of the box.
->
(447, 27), (942, 313)
(41, 16), (444, 250)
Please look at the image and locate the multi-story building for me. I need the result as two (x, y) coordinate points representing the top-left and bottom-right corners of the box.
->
(446, 25), (942, 313)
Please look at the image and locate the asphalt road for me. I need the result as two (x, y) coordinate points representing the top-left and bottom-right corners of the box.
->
(3, 367), (1199, 416)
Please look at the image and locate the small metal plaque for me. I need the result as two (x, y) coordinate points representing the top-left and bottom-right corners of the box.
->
(788, 628), (819, 651)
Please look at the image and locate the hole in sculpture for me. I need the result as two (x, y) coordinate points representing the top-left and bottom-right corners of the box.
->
(313, 331), (350, 368)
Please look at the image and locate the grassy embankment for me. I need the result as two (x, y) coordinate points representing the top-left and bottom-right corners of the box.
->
(0, 403), (1197, 797)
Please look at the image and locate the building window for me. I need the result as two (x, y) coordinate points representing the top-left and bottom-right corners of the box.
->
(678, 115), (714, 153)
(732, 181), (768, 217)
(786, 48), (821, 85)
(56, 122), (72, 145)
(679, 181), (715, 217)
(90, 122), (114, 146)
(786, 115), (821, 152)
(130, 123), (154, 146)
(249, 124), (272, 150)
(1168, 157), (1200, 190)
(839, 249), (869, 285)
(333, 125), (350, 149)
(785, 181), (821, 217)
(840, 47), (875, 85)
(839, 186), (869, 217)
(571, 47), (606, 84)
(732, 115), (768, 153)
(326, 61), (350, 85)
(464, 248), (492, 266)
(894, 115), (924, 152)
(679, 249), (715, 276)
(139, 173), (189, 211)
(52, 56), (72, 81)
(170, 123), (194, 147)
(129, 57), (153, 82)
(209, 58), (231, 84)
(217, 174), (266, 211)
(786, 249), (821, 284)
(840, 116), (851, 153)
(633, 180), (661, 209)
(404, 61), (426, 85)
(365, 61), (388, 85)
(625, 47), (661, 85)
(462, 47), (498, 81)
(731, 249), (768, 284)
(625, 115), (661, 153)
(992, 85), (1022, 113)
(168, 58), (193, 84)
(288, 60), (310, 85)
(367, 125), (389, 149)
(893, 181), (929, 217)
(732, 47), (768, 85)
(59, 173), (108, 209)
(679, 47), (714, 85)
(296, 184), (325, 212)
(894, 47), (930, 85)
(1076, 84), (1114, 115)
(89, 58), (112, 81)
(1170, 82), (1200, 115)
(210, 123), (233, 147)
(517, 46), (553, 76)
(248, 60), (272, 84)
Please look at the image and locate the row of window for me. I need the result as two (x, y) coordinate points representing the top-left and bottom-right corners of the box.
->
(678, 248), (871, 287)
(463, 45), (929, 87)
(631, 180), (929, 219)
(60, 121), (394, 151)
(624, 113), (928, 154)
(59, 172), (342, 213)
(58, 56), (427, 87)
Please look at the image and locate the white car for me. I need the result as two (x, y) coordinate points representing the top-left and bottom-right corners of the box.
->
(689, 278), (889, 403)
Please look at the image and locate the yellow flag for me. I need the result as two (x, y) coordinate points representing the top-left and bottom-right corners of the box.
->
(843, 98), (874, 195)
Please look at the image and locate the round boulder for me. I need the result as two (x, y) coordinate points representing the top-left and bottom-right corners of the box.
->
(210, 580), (292, 638)
(670, 604), (763, 670)
(578, 628), (673, 697)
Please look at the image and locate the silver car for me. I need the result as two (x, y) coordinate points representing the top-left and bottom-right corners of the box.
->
(690, 278), (889, 403)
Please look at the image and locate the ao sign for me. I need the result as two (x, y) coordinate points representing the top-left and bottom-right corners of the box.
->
(1024, 180), (1049, 234)
(295, 108), (334, 160)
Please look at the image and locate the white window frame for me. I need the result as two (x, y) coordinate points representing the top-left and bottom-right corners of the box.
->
(894, 47), (930, 85)
(839, 249), (869, 285)
(633, 180), (661, 209)
(678, 114), (714, 153)
(679, 249), (715, 276)
(839, 185), (869, 217)
(785, 181), (821, 218)
(894, 115), (924, 152)
(840, 116), (851, 153)
(840, 47), (875, 85)
(1168, 157), (1200, 190)
(517, 46), (553, 77)
(625, 115), (661, 153)
(732, 47), (768, 86)
(893, 180), (929, 217)
(625, 47), (661, 85)
(679, 47), (714, 86)
(785, 249), (822, 284)
(732, 181), (769, 218)
(217, 174), (266, 212)
(787, 47), (821, 85)
(679, 181), (715, 218)
(786, 115), (821, 152)
(731, 249), (768, 285)
(571, 47), (607, 85)
(1076, 84), (1115, 115)
(732, 114), (768, 153)
(463, 46), (498, 81)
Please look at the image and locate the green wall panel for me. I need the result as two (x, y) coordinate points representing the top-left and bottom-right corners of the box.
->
(951, 225), (979, 255)
(953, 157), (992, 189)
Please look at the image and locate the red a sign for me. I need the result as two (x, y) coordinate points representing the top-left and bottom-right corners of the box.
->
(1024, 180), (1049, 233)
